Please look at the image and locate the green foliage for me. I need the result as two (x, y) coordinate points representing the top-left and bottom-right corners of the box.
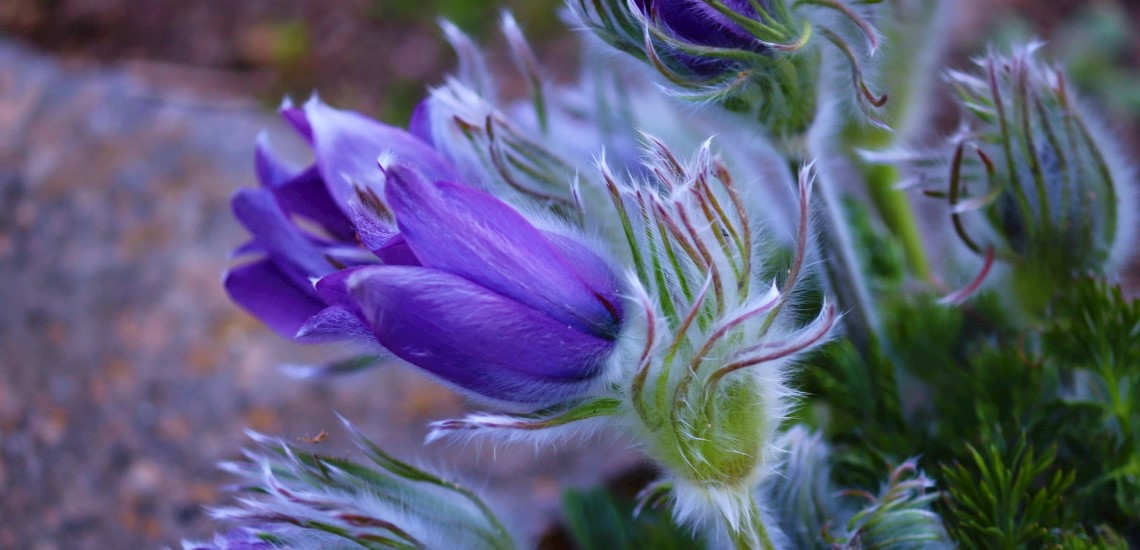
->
(799, 200), (913, 489)
(804, 190), (1140, 546)
(1045, 526), (1130, 550)
(940, 437), (1074, 549)
(1042, 278), (1140, 525)
(560, 488), (703, 550)
(1057, 4), (1140, 120)
(801, 339), (910, 490)
(843, 197), (907, 290)
(1045, 279), (1140, 408)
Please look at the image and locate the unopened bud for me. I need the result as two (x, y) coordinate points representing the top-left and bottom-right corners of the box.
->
(941, 44), (1135, 305)
(574, 0), (888, 144)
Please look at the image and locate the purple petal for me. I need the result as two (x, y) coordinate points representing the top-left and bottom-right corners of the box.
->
(230, 188), (334, 280)
(542, 232), (624, 330)
(349, 201), (398, 254)
(314, 266), (370, 308)
(408, 98), (434, 147)
(254, 132), (296, 189)
(225, 259), (325, 340)
(384, 165), (622, 339)
(291, 97), (458, 218)
(348, 266), (614, 404)
(281, 267), (376, 342)
(295, 305), (374, 343)
(343, 201), (418, 264)
(280, 99), (313, 141)
(258, 126), (367, 242)
(375, 233), (420, 266)
(274, 168), (356, 241)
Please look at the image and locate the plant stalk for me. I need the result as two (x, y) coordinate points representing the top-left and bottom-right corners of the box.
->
(724, 496), (779, 550)
(862, 161), (930, 279)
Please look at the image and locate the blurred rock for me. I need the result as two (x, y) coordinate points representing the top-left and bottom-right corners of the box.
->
(0, 0), (574, 121)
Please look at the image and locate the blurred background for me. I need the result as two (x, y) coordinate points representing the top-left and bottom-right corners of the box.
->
(0, 0), (1137, 548)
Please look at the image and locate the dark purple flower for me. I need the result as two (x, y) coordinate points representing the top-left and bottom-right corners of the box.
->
(347, 164), (624, 403)
(628, 0), (776, 76)
(225, 98), (624, 403)
(635, 0), (765, 50)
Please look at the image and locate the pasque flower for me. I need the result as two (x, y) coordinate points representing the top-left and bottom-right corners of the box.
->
(226, 97), (624, 404)
(612, 147), (835, 549)
(945, 45), (1134, 281)
(630, 0), (771, 74)
(884, 44), (1137, 306)
(632, 0), (769, 50)
(575, 0), (888, 140)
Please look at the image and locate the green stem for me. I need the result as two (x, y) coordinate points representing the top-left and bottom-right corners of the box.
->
(725, 497), (778, 550)
(863, 161), (931, 279)
(1101, 362), (1134, 440)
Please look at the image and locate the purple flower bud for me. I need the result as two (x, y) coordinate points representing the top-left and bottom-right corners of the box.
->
(225, 98), (624, 404)
(577, 0), (889, 137)
(347, 164), (624, 403)
(630, 0), (773, 76)
(634, 0), (764, 50)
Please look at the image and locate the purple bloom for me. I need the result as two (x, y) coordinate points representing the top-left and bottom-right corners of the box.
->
(347, 165), (623, 403)
(633, 0), (774, 76)
(225, 96), (453, 343)
(635, 0), (766, 50)
(225, 98), (624, 403)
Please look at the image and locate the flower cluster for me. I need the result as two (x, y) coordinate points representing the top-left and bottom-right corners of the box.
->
(220, 17), (839, 544)
(202, 3), (1140, 549)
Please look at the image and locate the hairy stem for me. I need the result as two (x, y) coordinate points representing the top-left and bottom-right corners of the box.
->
(725, 496), (778, 550)
(863, 162), (930, 279)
